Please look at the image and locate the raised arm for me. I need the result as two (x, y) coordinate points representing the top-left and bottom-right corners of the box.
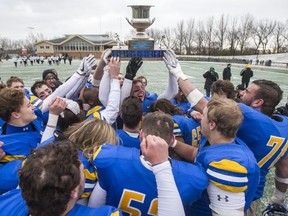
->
(141, 135), (185, 216)
(163, 50), (207, 113)
(158, 56), (179, 100)
(100, 57), (121, 125)
(41, 97), (67, 143)
(120, 56), (143, 106)
(42, 55), (97, 113)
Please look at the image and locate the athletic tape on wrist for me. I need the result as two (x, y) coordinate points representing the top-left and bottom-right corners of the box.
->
(47, 113), (59, 127)
(91, 78), (101, 87)
(171, 139), (177, 148)
(275, 175), (288, 184)
(187, 89), (204, 107)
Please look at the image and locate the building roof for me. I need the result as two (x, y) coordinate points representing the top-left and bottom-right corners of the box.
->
(49, 37), (68, 44)
(68, 34), (113, 43)
(35, 34), (115, 46)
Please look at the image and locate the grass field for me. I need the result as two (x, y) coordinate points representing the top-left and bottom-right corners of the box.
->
(1, 58), (287, 106)
(0, 59), (288, 215)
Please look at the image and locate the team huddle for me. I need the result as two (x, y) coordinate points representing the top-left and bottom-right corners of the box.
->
(0, 49), (287, 216)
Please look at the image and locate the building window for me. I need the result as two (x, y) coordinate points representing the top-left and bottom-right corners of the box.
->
(46, 46), (50, 49)
(40, 46), (44, 49)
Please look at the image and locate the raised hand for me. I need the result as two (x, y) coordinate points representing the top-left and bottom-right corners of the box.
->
(77, 54), (97, 76)
(101, 49), (112, 65)
(48, 96), (67, 116)
(125, 56), (143, 80)
(108, 57), (121, 80)
(140, 135), (169, 166)
(163, 50), (187, 80)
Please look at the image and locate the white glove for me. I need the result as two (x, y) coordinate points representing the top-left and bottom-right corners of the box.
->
(63, 99), (80, 115)
(102, 49), (112, 65)
(163, 50), (188, 80)
(77, 54), (97, 76)
(88, 74), (93, 83)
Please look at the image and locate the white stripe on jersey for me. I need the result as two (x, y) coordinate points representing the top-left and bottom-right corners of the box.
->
(207, 169), (248, 183)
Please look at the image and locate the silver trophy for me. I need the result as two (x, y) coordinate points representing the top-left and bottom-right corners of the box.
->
(126, 5), (155, 39)
(112, 4), (165, 59)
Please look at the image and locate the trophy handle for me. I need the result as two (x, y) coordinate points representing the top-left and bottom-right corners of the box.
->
(126, 17), (133, 27)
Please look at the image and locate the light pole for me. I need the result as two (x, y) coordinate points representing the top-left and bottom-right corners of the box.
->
(27, 27), (35, 54)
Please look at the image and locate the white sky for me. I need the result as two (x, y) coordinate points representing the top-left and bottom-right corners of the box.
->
(1, 0), (287, 41)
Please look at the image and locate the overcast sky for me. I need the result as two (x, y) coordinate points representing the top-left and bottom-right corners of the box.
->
(1, 0), (287, 41)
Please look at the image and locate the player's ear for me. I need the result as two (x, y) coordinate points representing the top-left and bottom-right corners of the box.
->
(251, 98), (264, 109)
(70, 187), (79, 199)
(139, 129), (144, 141)
(209, 121), (217, 131)
(11, 111), (20, 120)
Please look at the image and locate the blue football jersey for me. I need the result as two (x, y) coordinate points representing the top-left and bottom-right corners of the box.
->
(142, 93), (158, 114)
(0, 159), (24, 194)
(0, 131), (42, 163)
(0, 189), (123, 216)
(93, 144), (208, 216)
(0, 189), (28, 216)
(116, 130), (140, 149)
(86, 105), (105, 120)
(191, 137), (260, 215)
(172, 114), (201, 146)
(238, 104), (288, 200)
(79, 151), (97, 199)
(68, 204), (123, 216)
(171, 98), (191, 115)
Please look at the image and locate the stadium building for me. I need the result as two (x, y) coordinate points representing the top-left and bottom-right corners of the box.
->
(34, 34), (117, 58)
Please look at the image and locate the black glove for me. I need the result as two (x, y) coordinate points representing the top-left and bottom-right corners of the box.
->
(125, 56), (143, 80)
(262, 204), (288, 216)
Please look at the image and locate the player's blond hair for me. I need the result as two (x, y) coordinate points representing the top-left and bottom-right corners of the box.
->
(207, 97), (243, 138)
(64, 118), (118, 161)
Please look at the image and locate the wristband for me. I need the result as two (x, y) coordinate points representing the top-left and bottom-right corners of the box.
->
(91, 78), (101, 87)
(275, 175), (288, 184)
(47, 113), (59, 128)
(187, 89), (204, 107)
(171, 139), (177, 148)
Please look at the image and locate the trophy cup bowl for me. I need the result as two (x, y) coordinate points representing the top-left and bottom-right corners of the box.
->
(126, 17), (156, 39)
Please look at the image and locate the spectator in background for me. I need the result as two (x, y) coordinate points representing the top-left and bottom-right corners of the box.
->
(42, 69), (62, 92)
(222, 63), (231, 80)
(203, 66), (219, 97)
(240, 64), (253, 88)
(12, 56), (18, 67)
(68, 56), (73, 65)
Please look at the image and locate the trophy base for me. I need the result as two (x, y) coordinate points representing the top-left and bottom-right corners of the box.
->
(112, 39), (165, 60)
(112, 46), (165, 60)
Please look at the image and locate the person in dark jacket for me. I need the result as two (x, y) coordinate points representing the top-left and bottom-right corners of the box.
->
(203, 66), (219, 97)
(222, 64), (231, 80)
(42, 69), (62, 92)
(240, 64), (253, 88)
